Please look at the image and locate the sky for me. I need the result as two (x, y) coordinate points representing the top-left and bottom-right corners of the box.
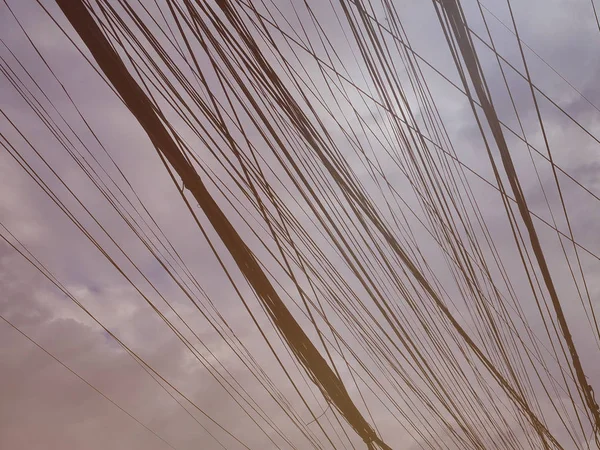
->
(2, 0), (600, 449)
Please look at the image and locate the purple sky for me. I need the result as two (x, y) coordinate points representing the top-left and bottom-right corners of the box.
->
(2, 0), (600, 449)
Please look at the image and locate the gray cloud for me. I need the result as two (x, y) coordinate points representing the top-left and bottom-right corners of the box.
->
(3, 0), (600, 449)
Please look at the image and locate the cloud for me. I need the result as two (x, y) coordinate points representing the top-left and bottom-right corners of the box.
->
(3, 0), (600, 449)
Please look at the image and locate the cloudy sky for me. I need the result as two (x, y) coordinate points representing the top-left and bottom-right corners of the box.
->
(2, 0), (600, 449)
